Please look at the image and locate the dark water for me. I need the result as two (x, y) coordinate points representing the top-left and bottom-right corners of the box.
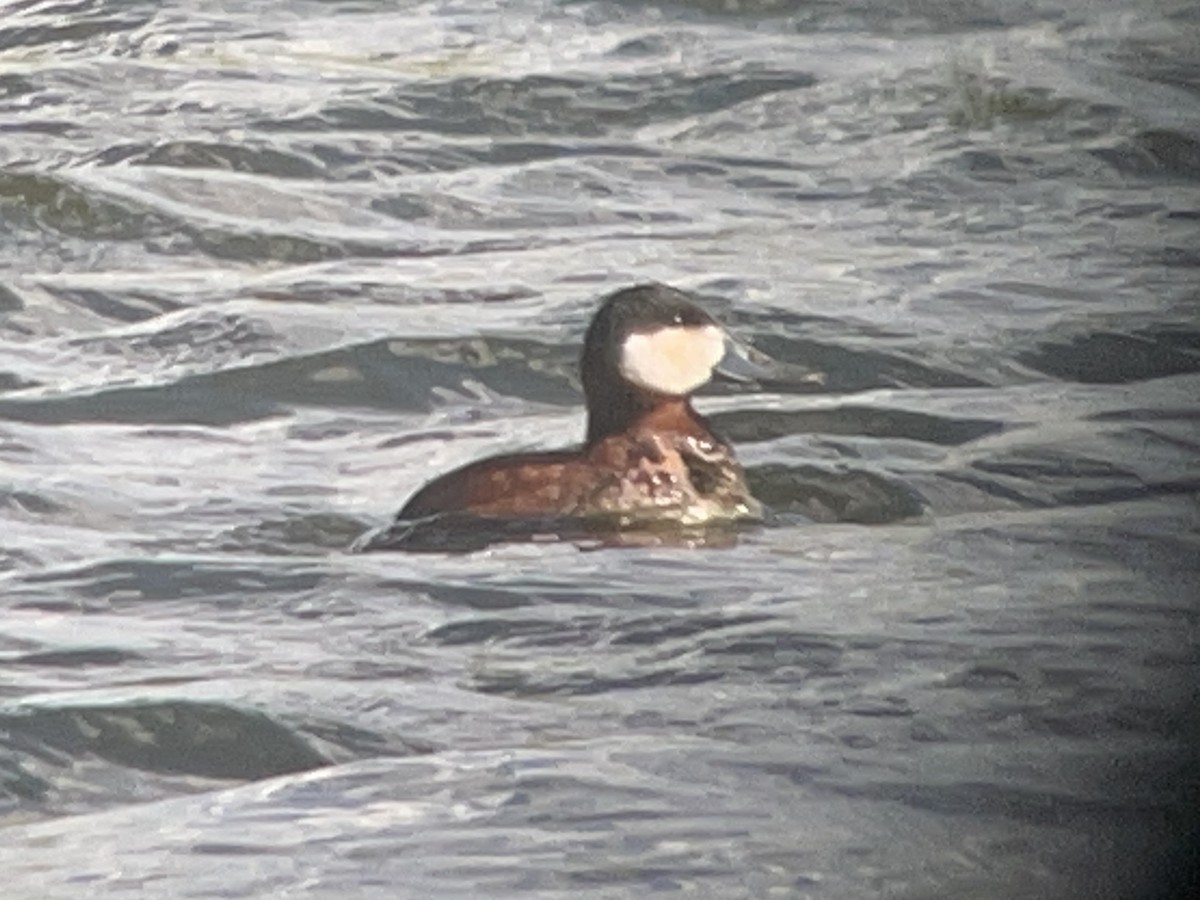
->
(2, 0), (1199, 896)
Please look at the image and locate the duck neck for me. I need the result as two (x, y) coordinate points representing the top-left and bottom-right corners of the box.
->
(585, 386), (707, 446)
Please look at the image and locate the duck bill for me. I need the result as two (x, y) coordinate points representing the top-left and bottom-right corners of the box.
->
(714, 336), (825, 388)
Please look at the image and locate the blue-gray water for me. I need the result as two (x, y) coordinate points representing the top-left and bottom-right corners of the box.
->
(2, 0), (1199, 897)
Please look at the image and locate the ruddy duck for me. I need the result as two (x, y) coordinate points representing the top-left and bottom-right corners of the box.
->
(377, 283), (767, 543)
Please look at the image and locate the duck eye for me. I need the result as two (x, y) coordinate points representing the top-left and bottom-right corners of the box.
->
(672, 313), (683, 325)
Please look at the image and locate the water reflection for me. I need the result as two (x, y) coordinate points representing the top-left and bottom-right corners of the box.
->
(356, 511), (747, 553)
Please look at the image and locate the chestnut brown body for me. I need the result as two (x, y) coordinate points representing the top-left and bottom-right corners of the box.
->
(400, 399), (759, 524)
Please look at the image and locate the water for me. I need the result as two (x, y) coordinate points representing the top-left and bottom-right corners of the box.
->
(2, 0), (1199, 896)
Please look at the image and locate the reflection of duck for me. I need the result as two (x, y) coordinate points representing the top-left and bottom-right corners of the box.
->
(393, 284), (765, 528)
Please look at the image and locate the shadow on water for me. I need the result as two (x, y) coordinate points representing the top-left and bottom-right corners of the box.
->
(0, 336), (579, 425)
(12, 558), (330, 611)
(710, 405), (1003, 445)
(748, 463), (927, 523)
(0, 700), (326, 821)
(0, 695), (431, 820)
(0, 701), (328, 787)
(1017, 326), (1200, 385)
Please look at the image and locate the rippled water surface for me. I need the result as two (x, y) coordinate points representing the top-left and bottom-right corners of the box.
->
(2, 0), (1199, 897)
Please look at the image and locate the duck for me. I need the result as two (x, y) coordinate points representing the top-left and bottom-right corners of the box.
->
(380, 283), (767, 541)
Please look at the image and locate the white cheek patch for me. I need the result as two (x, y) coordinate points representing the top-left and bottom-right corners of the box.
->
(618, 325), (725, 396)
